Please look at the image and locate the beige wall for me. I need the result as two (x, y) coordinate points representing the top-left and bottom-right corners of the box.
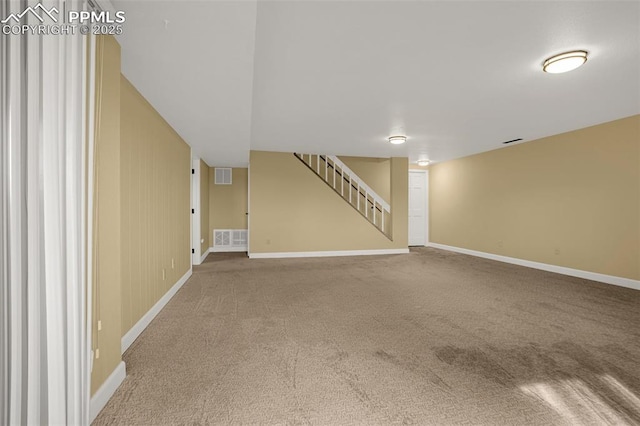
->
(200, 160), (210, 252)
(120, 76), (192, 336)
(91, 36), (122, 395)
(91, 36), (192, 396)
(430, 115), (640, 280)
(390, 157), (409, 248)
(209, 168), (248, 242)
(339, 156), (390, 204)
(249, 151), (407, 253)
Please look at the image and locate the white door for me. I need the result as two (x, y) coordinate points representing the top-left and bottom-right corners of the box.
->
(408, 170), (428, 246)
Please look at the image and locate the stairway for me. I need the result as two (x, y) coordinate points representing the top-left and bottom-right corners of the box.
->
(294, 153), (391, 239)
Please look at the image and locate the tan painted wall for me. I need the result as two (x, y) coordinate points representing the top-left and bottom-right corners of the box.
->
(390, 157), (409, 248)
(339, 156), (390, 204)
(200, 160), (210, 251)
(209, 168), (248, 242)
(120, 76), (191, 337)
(91, 36), (122, 395)
(249, 151), (407, 253)
(430, 115), (640, 280)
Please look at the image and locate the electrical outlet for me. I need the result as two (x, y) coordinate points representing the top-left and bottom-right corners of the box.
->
(98, 320), (102, 331)
(555, 248), (561, 255)
(497, 240), (503, 248)
(266, 239), (271, 245)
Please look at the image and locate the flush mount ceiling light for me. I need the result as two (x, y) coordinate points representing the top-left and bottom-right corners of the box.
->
(388, 135), (407, 145)
(542, 50), (588, 74)
(417, 159), (430, 166)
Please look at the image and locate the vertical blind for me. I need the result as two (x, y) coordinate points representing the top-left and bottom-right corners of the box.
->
(0, 0), (93, 424)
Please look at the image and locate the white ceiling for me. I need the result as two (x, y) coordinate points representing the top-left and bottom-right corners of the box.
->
(113, 0), (257, 166)
(114, 1), (640, 167)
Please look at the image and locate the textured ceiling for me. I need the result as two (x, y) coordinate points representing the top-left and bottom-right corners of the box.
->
(114, 1), (640, 167)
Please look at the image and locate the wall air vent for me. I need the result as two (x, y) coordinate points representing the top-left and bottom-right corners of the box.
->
(212, 229), (247, 252)
(214, 168), (232, 185)
(502, 138), (523, 145)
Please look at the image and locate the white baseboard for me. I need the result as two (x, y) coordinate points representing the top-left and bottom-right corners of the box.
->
(211, 246), (247, 253)
(249, 248), (410, 259)
(89, 360), (126, 423)
(428, 242), (640, 291)
(199, 248), (210, 263)
(121, 268), (192, 354)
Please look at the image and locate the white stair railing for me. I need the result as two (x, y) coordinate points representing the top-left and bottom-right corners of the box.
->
(294, 153), (391, 237)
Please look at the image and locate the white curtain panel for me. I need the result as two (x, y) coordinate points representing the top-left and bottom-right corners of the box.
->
(0, 0), (92, 424)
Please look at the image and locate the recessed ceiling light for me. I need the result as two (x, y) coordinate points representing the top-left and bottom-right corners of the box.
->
(542, 50), (588, 74)
(417, 159), (430, 166)
(388, 135), (407, 145)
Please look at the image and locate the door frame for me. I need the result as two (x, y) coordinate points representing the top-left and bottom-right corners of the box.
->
(408, 169), (429, 246)
(191, 155), (201, 265)
(247, 164), (251, 256)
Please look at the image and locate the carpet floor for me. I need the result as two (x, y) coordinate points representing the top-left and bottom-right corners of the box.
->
(93, 248), (640, 425)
